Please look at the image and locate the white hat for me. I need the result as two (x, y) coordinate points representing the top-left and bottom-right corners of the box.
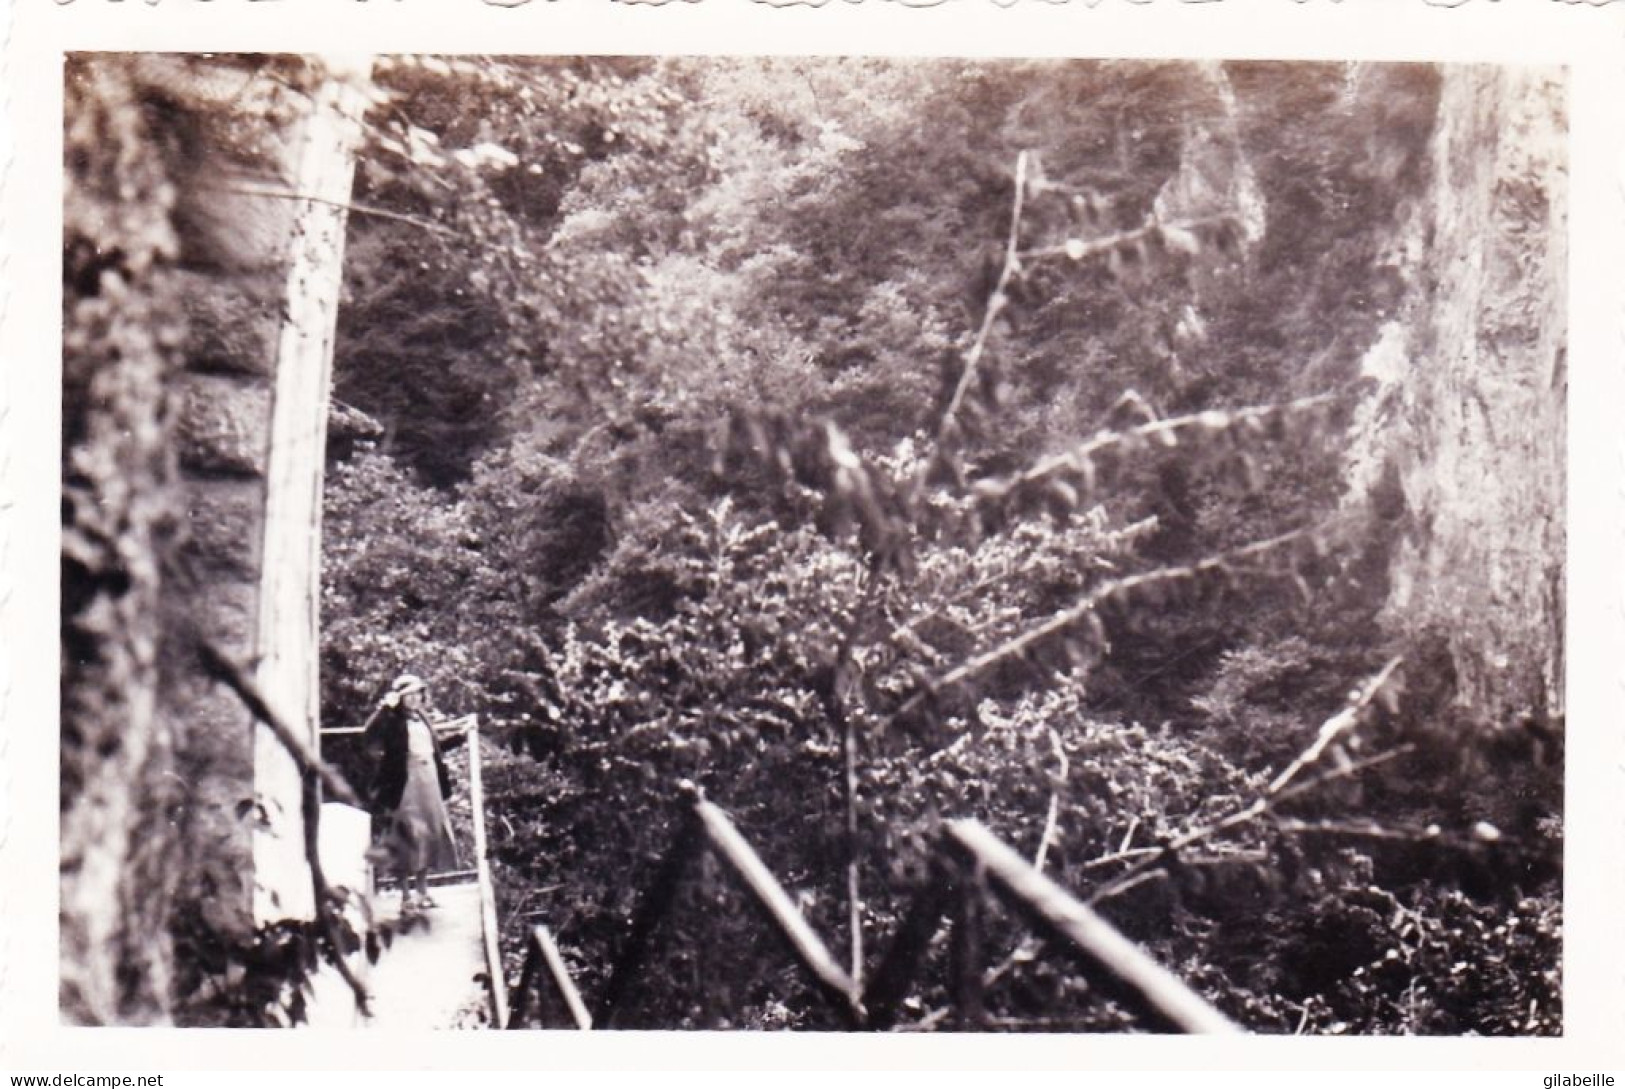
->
(389, 673), (427, 698)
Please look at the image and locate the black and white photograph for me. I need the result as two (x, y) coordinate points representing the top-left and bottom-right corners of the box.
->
(7, 0), (1625, 1075)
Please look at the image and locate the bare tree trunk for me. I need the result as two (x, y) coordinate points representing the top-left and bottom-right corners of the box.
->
(251, 58), (371, 924)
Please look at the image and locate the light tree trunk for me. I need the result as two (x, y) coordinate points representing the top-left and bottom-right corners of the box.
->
(251, 58), (371, 925)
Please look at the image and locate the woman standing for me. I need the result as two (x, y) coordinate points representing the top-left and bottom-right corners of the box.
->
(364, 673), (464, 912)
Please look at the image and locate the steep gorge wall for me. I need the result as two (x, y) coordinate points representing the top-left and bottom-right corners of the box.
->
(1348, 66), (1566, 728)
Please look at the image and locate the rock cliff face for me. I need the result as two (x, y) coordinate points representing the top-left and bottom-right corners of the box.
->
(1347, 66), (1566, 727)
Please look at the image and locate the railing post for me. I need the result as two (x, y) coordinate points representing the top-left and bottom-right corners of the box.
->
(506, 937), (540, 1029)
(464, 715), (509, 1028)
(691, 798), (867, 1028)
(950, 862), (987, 1030)
(862, 862), (957, 1031)
(510, 924), (593, 1031)
(596, 805), (705, 1028)
(534, 924), (594, 1030)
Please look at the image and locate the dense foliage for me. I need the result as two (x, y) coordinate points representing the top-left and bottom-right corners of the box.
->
(321, 58), (1561, 1033)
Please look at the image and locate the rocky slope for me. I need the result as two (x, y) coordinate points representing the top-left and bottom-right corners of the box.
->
(1347, 65), (1567, 729)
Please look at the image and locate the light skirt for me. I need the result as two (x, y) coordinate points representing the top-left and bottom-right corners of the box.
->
(382, 752), (460, 874)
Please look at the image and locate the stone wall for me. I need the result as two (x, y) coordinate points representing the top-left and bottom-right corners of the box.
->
(162, 57), (308, 945)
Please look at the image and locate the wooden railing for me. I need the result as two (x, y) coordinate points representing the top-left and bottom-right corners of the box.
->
(311, 709), (509, 1026)
(508, 925), (593, 1030)
(457, 714), (510, 1028)
(498, 783), (1241, 1033)
(936, 821), (1237, 1033)
(594, 782), (866, 1028)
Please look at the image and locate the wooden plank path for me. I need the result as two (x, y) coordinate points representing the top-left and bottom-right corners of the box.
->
(304, 881), (488, 1029)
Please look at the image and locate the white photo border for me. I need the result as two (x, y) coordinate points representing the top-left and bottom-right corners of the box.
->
(4, 0), (1622, 1074)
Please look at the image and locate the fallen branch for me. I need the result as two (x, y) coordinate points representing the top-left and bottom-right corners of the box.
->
(1272, 818), (1435, 843)
(1267, 658), (1403, 797)
(1272, 817), (1525, 856)
(1079, 746), (1413, 880)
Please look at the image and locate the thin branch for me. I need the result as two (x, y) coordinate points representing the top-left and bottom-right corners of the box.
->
(1093, 868), (1169, 903)
(842, 699), (864, 989)
(1119, 817), (1140, 854)
(981, 1014), (1104, 1031)
(823, 571), (885, 989)
(897, 1005), (955, 1032)
(934, 151), (1029, 447)
(886, 527), (1311, 727)
(1020, 212), (1235, 264)
(1079, 845), (1163, 872)
(1266, 658), (1402, 797)
(1080, 747), (1413, 883)
(301, 774), (373, 1017)
(200, 182), (466, 239)
(1268, 744), (1415, 809)
(985, 391), (1340, 504)
(884, 566), (1019, 650)
(1271, 818), (1435, 843)
(1032, 727), (1068, 875)
(1187, 848), (1271, 867)
(879, 518), (1152, 650)
(1271, 817), (1513, 852)
(1086, 664), (1407, 907)
(201, 638), (374, 1015)
(981, 936), (1043, 991)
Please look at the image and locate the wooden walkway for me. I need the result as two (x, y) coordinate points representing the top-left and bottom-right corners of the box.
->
(304, 881), (488, 1029)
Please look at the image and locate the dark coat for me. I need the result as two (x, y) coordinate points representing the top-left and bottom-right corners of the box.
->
(363, 704), (463, 814)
